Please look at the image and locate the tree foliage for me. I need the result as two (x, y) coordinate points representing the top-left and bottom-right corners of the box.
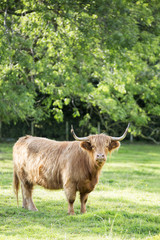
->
(0, 0), (160, 142)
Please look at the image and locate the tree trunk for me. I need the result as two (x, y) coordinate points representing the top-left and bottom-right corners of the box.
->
(97, 122), (100, 134)
(0, 120), (2, 140)
(31, 122), (34, 136)
(66, 121), (69, 140)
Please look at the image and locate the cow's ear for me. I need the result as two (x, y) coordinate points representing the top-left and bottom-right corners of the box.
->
(108, 140), (120, 153)
(81, 141), (92, 151)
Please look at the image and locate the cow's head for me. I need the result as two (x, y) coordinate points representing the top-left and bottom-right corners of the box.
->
(71, 124), (130, 166)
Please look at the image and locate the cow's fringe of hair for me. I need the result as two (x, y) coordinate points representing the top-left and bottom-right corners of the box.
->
(13, 169), (19, 207)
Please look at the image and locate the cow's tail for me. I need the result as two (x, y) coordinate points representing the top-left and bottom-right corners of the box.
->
(13, 168), (19, 207)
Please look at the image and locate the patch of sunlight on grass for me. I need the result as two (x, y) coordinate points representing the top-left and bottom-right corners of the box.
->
(91, 189), (160, 208)
(148, 234), (160, 240)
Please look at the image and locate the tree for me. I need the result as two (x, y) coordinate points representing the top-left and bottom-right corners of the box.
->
(0, 0), (160, 142)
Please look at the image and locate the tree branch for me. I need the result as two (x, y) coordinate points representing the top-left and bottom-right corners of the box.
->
(0, 9), (38, 16)
(140, 133), (160, 145)
(0, 7), (56, 16)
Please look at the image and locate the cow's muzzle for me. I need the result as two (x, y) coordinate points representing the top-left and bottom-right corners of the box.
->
(96, 154), (106, 163)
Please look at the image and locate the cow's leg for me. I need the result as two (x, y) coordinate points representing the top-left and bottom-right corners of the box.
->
(64, 183), (76, 215)
(80, 192), (89, 214)
(21, 182), (38, 211)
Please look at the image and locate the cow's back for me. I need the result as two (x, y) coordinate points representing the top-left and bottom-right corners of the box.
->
(13, 135), (56, 167)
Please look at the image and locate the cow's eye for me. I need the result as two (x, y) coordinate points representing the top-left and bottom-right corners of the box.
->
(91, 145), (96, 150)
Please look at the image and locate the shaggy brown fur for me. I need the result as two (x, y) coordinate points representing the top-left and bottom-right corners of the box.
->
(13, 134), (120, 214)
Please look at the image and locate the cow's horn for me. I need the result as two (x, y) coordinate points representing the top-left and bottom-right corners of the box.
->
(71, 125), (89, 141)
(110, 123), (130, 141)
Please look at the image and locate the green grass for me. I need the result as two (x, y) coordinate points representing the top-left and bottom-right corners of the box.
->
(0, 142), (160, 240)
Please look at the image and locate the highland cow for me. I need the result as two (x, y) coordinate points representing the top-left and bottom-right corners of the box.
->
(13, 124), (130, 214)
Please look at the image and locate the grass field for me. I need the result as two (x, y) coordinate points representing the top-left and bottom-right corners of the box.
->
(0, 142), (160, 240)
